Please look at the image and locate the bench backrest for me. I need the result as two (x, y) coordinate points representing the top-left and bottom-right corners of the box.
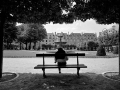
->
(36, 53), (85, 57)
(36, 53), (85, 66)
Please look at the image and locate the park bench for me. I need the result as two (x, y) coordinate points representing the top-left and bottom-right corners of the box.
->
(34, 53), (87, 78)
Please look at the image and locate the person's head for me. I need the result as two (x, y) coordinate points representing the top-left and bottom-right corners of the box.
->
(58, 48), (63, 51)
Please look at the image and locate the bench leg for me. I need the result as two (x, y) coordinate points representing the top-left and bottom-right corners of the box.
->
(77, 67), (80, 77)
(42, 68), (47, 78)
(58, 68), (61, 73)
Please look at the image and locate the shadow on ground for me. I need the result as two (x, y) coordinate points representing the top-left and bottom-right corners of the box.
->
(0, 73), (120, 90)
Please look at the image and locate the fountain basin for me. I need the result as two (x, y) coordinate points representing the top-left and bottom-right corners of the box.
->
(46, 50), (75, 53)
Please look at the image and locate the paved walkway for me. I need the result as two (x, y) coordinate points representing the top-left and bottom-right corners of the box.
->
(3, 57), (119, 74)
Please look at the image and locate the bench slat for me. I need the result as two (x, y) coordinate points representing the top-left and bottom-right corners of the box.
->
(34, 64), (87, 69)
(36, 53), (85, 57)
(36, 64), (86, 66)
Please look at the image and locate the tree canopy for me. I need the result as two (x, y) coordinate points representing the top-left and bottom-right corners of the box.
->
(0, 0), (119, 24)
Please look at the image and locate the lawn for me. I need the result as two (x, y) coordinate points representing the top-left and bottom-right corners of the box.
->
(3, 50), (118, 58)
(0, 73), (120, 90)
(3, 50), (36, 58)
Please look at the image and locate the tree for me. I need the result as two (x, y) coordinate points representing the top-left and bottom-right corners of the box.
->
(17, 25), (26, 50)
(17, 24), (30, 50)
(98, 31), (119, 46)
(27, 23), (47, 50)
(0, 0), (119, 78)
(3, 23), (18, 49)
(98, 36), (104, 45)
(17, 23), (47, 50)
(87, 41), (96, 51)
(111, 33), (119, 46)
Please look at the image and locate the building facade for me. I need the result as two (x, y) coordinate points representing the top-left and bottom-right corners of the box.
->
(40, 32), (98, 48)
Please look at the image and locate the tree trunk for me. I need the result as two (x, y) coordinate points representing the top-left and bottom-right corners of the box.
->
(25, 42), (28, 50)
(34, 42), (36, 50)
(29, 42), (31, 50)
(118, 41), (120, 76)
(22, 44), (24, 50)
(0, 8), (6, 78)
(39, 41), (40, 50)
(20, 42), (21, 50)
(9, 43), (13, 50)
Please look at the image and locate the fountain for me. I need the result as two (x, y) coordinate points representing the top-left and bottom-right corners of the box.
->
(54, 33), (67, 48)
(46, 32), (75, 53)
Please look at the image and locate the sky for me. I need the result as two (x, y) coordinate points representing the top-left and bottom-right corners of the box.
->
(43, 19), (119, 37)
(16, 19), (119, 37)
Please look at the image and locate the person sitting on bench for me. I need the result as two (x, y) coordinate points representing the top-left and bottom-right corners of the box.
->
(55, 48), (68, 73)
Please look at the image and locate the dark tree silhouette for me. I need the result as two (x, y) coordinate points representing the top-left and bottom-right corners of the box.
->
(87, 41), (96, 51)
(3, 23), (18, 49)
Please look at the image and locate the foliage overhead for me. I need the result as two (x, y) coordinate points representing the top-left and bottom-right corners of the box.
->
(0, 0), (119, 24)
(84, 0), (119, 24)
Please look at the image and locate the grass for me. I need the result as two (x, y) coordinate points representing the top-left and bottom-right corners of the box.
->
(0, 73), (120, 90)
(3, 50), (118, 58)
(0, 72), (17, 83)
(104, 72), (120, 81)
(109, 75), (120, 81)
(3, 50), (36, 58)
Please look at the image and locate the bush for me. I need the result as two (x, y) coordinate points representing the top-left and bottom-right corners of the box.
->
(96, 45), (106, 56)
(113, 46), (119, 54)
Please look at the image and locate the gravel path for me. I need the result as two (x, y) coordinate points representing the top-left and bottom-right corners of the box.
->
(3, 57), (119, 74)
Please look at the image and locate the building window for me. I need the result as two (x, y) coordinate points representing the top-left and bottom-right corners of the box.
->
(49, 35), (52, 39)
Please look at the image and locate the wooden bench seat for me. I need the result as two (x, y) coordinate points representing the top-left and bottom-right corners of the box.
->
(34, 64), (87, 68)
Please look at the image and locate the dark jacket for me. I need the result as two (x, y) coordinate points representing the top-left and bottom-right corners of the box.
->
(55, 48), (66, 60)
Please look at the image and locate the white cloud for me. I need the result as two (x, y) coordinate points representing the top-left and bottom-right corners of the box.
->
(105, 23), (116, 29)
(44, 19), (118, 37)
(44, 20), (82, 33)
